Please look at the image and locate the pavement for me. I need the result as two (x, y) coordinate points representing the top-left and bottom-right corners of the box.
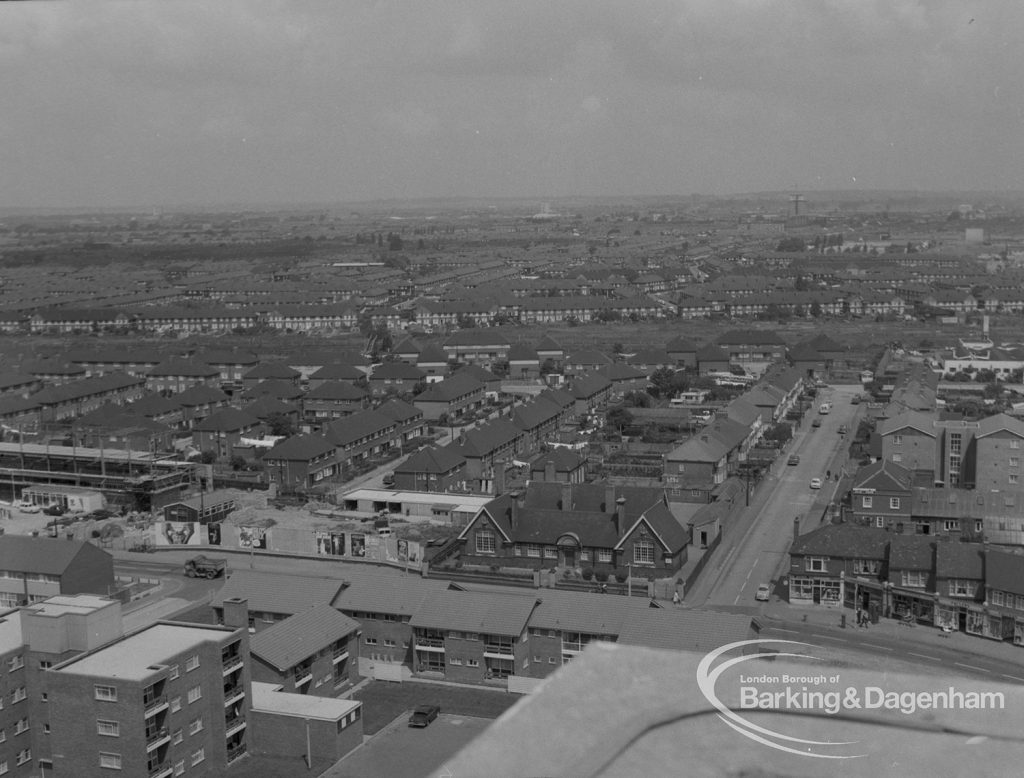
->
(758, 595), (1024, 679)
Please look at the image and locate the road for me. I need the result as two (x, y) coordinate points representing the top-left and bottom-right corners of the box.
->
(688, 384), (863, 608)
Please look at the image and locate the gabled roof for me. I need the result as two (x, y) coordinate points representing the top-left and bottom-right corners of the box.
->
(853, 459), (913, 492)
(442, 330), (511, 347)
(334, 571), (451, 616)
(416, 344), (448, 364)
(568, 350), (612, 366)
(415, 373), (483, 403)
(245, 379), (304, 401)
(129, 393), (182, 417)
(695, 344), (730, 361)
(724, 398), (760, 427)
(878, 411), (937, 438)
(325, 410), (395, 446)
(535, 334), (563, 352)
(571, 373), (612, 399)
(243, 362), (301, 380)
(410, 589), (539, 635)
(512, 399), (561, 431)
(452, 364), (501, 384)
(508, 344), (539, 362)
(174, 384), (229, 407)
(211, 570), (345, 615)
(376, 398), (422, 423)
(935, 541), (984, 580)
(613, 502), (689, 553)
(391, 337), (422, 356)
(396, 445), (466, 475)
(789, 524), (890, 559)
(529, 448), (584, 473)
(888, 535), (934, 571)
(370, 362), (425, 380)
(975, 413), (1024, 439)
(250, 603), (360, 671)
(986, 550), (1024, 596)
(596, 363), (647, 382)
(665, 432), (731, 464)
(304, 381), (368, 401)
(242, 396), (299, 419)
(458, 418), (522, 457)
(309, 363), (366, 382)
(193, 407), (261, 433)
(0, 535), (109, 576)
(265, 434), (335, 461)
(665, 336), (698, 352)
(147, 359), (219, 378)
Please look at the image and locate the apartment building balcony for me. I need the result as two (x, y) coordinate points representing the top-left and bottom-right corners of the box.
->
(145, 727), (171, 752)
(293, 663), (314, 687)
(143, 694), (169, 718)
(227, 743), (248, 764)
(331, 648), (349, 665)
(414, 637), (445, 651)
(148, 762), (173, 778)
(225, 714), (247, 738)
(222, 655), (244, 676)
(482, 642), (515, 659)
(223, 683), (245, 706)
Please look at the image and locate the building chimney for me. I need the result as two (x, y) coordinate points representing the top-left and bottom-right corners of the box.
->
(222, 597), (249, 631)
(604, 484), (616, 514)
(560, 482), (573, 511)
(616, 497), (626, 533)
(509, 491), (520, 530)
(494, 464), (506, 496)
(544, 459), (556, 483)
(793, 516), (801, 542)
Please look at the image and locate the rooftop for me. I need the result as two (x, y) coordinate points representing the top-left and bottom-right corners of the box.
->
(251, 681), (360, 722)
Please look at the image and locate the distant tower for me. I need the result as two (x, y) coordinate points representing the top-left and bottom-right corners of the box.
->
(789, 193), (805, 217)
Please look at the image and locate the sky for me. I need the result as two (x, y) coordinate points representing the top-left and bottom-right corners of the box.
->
(2, 0), (1022, 209)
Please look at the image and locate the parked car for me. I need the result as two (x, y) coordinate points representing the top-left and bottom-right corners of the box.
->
(15, 501), (40, 514)
(811, 419), (821, 428)
(382, 472), (395, 487)
(810, 477), (823, 490)
(43, 504), (67, 517)
(408, 705), (440, 728)
(850, 396), (861, 405)
(755, 583), (771, 602)
(787, 455), (800, 466)
(838, 424), (848, 435)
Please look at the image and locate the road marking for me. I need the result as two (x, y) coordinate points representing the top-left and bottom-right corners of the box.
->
(1001, 674), (1024, 683)
(860, 643), (893, 651)
(907, 652), (941, 662)
(955, 662), (990, 673)
(812, 634), (850, 644)
(771, 628), (801, 634)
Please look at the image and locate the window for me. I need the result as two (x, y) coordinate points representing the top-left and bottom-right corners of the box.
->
(173, 761), (185, 777)
(975, 520), (984, 534)
(187, 685), (202, 704)
(0, 760), (6, 775)
(543, 547), (558, 559)
(43, 723), (50, 734)
(364, 637), (377, 645)
(902, 570), (926, 588)
(1011, 457), (1020, 468)
(950, 580), (974, 597)
(383, 639), (396, 648)
(1011, 474), (1020, 485)
(169, 664), (179, 680)
(944, 520), (960, 532)
(448, 658), (462, 666)
(475, 528), (496, 554)
(16, 751), (30, 767)
(0, 729), (5, 742)
(597, 550), (612, 563)
(579, 550), (590, 562)
(992, 590), (1005, 606)
(173, 729), (183, 745)
(892, 453), (902, 463)
(861, 496), (873, 508)
(853, 560), (879, 575)
(11, 688), (25, 704)
(466, 659), (479, 667)
(170, 697), (181, 713)
(526, 544), (542, 558)
(40, 693), (47, 703)
(94, 685), (117, 702)
(1012, 440), (1020, 450)
(189, 717), (203, 735)
(875, 517), (885, 528)
(7, 656), (22, 672)
(190, 749), (205, 767)
(806, 557), (828, 572)
(96, 720), (119, 737)
(13, 719), (27, 735)
(38, 661), (51, 670)
(633, 540), (655, 566)
(892, 434), (903, 445)
(889, 497), (901, 510)
(185, 654), (200, 672)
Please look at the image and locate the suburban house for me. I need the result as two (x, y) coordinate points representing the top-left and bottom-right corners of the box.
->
(211, 570), (346, 633)
(441, 330), (511, 369)
(324, 410), (401, 472)
(263, 434), (337, 491)
(302, 381), (371, 429)
(376, 398), (427, 444)
(787, 524), (890, 610)
(413, 373), (485, 422)
(0, 536), (115, 607)
(367, 363), (425, 398)
(529, 449), (587, 484)
(393, 446), (467, 492)
(193, 408), (265, 461)
(849, 460), (913, 531)
(242, 362), (302, 392)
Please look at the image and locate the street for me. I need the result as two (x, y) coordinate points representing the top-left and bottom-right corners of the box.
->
(687, 383), (863, 608)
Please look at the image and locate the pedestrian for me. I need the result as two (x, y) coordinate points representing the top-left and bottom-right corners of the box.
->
(672, 590), (681, 606)
(856, 607), (862, 627)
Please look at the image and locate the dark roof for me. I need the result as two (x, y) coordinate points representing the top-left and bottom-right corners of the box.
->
(174, 385), (229, 406)
(0, 535), (108, 576)
(695, 344), (730, 361)
(665, 336), (698, 352)
(304, 381), (368, 401)
(986, 550), (1024, 596)
(241, 396), (299, 419)
(596, 363), (647, 381)
(935, 541), (984, 579)
(397, 446), (466, 474)
(571, 373), (612, 399)
(443, 330), (511, 347)
(888, 535), (934, 570)
(853, 460), (913, 492)
(717, 329), (786, 346)
(410, 589), (538, 635)
(245, 379), (304, 401)
(265, 434), (335, 461)
(569, 350), (612, 366)
(243, 362), (301, 380)
(325, 410), (395, 446)
(211, 570), (345, 614)
(29, 373), (144, 405)
(376, 398), (422, 423)
(309, 363), (365, 382)
(452, 364), (501, 384)
(147, 359), (219, 378)
(529, 448), (584, 473)
(415, 373), (484, 403)
(457, 418), (521, 457)
(790, 524), (890, 559)
(416, 344), (448, 364)
(129, 393), (182, 417)
(535, 334), (563, 352)
(508, 344), (539, 362)
(193, 408), (261, 433)
(250, 603), (360, 671)
(334, 570), (451, 616)
(370, 363), (425, 380)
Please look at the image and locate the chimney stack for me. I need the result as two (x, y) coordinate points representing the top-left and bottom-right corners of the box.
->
(604, 484), (616, 514)
(616, 497), (626, 533)
(222, 597), (249, 631)
(509, 491), (521, 530)
(544, 459), (556, 483)
(494, 464), (506, 496)
(793, 515), (801, 542)
(560, 482), (573, 511)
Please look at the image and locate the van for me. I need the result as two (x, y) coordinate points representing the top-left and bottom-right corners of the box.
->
(818, 403), (831, 415)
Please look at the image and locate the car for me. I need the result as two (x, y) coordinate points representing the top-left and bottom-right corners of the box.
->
(787, 455), (800, 466)
(755, 583), (771, 602)
(850, 396), (861, 405)
(810, 477), (823, 490)
(811, 418), (822, 428)
(15, 501), (40, 514)
(382, 472), (395, 487)
(408, 705), (440, 727)
(838, 425), (848, 435)
(43, 504), (67, 516)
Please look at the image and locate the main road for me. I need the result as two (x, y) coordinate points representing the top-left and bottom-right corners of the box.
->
(686, 383), (862, 607)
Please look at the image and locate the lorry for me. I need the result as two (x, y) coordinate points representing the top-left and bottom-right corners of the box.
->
(183, 555), (227, 579)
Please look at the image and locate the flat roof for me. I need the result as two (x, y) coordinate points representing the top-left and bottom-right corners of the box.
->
(251, 682), (360, 721)
(343, 488), (492, 510)
(54, 623), (235, 681)
(0, 441), (182, 465)
(0, 609), (22, 657)
(25, 594), (117, 617)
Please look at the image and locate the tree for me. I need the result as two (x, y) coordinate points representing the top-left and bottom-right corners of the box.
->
(776, 237), (806, 252)
(622, 391), (652, 408)
(648, 367), (677, 398)
(199, 450), (217, 464)
(266, 413), (296, 437)
(810, 301), (823, 318)
(606, 406), (633, 431)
